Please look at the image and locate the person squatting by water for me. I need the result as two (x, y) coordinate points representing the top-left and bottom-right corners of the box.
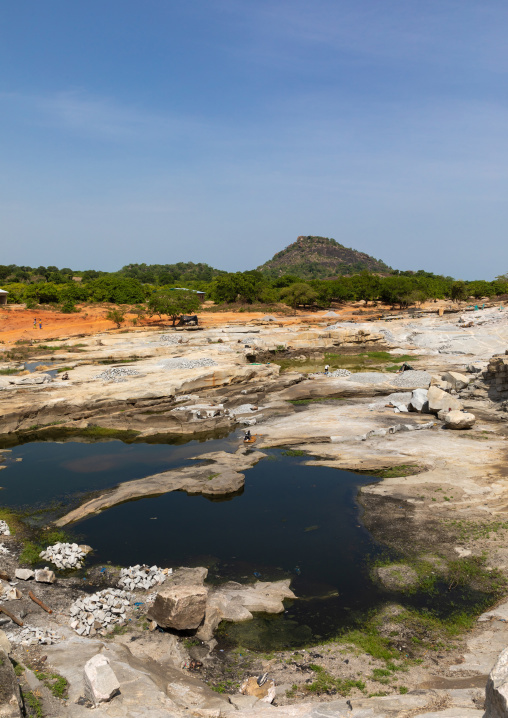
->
(243, 430), (252, 442)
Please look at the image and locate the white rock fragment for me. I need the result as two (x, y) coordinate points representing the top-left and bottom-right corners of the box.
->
(15, 568), (34, 581)
(0, 520), (10, 536)
(84, 654), (120, 707)
(35, 568), (56, 584)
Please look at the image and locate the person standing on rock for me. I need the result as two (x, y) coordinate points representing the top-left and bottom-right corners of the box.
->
(324, 364), (330, 375)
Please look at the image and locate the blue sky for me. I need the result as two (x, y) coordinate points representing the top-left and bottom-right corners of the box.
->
(1, 1), (507, 278)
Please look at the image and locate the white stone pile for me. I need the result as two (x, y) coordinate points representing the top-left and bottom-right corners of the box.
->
(158, 358), (218, 371)
(6, 626), (60, 646)
(329, 368), (351, 377)
(159, 334), (182, 345)
(0, 519), (11, 535)
(392, 370), (432, 388)
(39, 542), (88, 570)
(69, 588), (130, 637)
(0, 543), (10, 555)
(94, 367), (140, 382)
(118, 565), (171, 591)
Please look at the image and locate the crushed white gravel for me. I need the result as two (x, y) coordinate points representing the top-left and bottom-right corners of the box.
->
(157, 358), (218, 370)
(391, 370), (432, 388)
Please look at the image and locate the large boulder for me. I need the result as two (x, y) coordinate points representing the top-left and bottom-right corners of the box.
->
(485, 646), (508, 717)
(0, 647), (23, 717)
(444, 411), (476, 430)
(83, 654), (120, 707)
(148, 584), (208, 630)
(442, 371), (470, 390)
(409, 388), (429, 412)
(427, 385), (463, 415)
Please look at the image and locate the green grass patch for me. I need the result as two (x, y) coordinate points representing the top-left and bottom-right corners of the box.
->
(365, 464), (423, 479)
(56, 366), (74, 373)
(35, 671), (69, 698)
(19, 529), (71, 566)
(339, 627), (397, 661)
(0, 367), (18, 375)
(307, 665), (365, 695)
(0, 507), (20, 535)
(281, 449), (306, 457)
(21, 690), (44, 718)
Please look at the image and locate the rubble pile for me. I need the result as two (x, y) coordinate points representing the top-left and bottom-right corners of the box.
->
(69, 588), (130, 636)
(118, 564), (171, 590)
(392, 370), (432, 388)
(39, 542), (89, 570)
(329, 368), (352, 377)
(159, 334), (182, 345)
(94, 367), (140, 382)
(6, 626), (60, 646)
(0, 520), (11, 535)
(158, 358), (218, 371)
(0, 543), (10, 555)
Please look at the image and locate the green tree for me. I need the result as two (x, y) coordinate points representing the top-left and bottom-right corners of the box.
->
(148, 289), (201, 326)
(280, 283), (318, 311)
(451, 281), (467, 303)
(106, 309), (125, 328)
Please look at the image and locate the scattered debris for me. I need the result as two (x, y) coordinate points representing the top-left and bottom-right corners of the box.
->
(0, 520), (11, 535)
(0, 543), (9, 555)
(158, 334), (182, 345)
(5, 625), (59, 646)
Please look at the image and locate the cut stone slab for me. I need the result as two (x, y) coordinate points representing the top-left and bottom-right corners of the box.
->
(444, 411), (476, 430)
(83, 653), (120, 707)
(14, 568), (34, 581)
(427, 385), (463, 415)
(34, 568), (55, 583)
(148, 584), (208, 630)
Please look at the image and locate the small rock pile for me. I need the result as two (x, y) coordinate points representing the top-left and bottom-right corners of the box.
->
(6, 626), (60, 646)
(0, 543), (10, 555)
(69, 588), (130, 637)
(39, 542), (89, 570)
(159, 334), (182, 345)
(94, 367), (140, 382)
(0, 519), (11, 535)
(158, 358), (218, 371)
(118, 565), (171, 591)
(392, 370), (432, 388)
(329, 368), (352, 377)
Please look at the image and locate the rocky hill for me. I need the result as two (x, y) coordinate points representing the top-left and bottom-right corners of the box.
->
(257, 236), (391, 279)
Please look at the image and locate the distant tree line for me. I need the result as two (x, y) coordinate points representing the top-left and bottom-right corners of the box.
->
(0, 263), (506, 311)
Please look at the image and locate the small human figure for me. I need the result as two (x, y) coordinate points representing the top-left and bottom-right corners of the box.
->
(324, 364), (329, 375)
(243, 430), (251, 442)
(33, 318), (37, 328)
(39, 322), (42, 330)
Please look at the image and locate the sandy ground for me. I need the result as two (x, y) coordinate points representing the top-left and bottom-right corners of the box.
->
(0, 300), (456, 346)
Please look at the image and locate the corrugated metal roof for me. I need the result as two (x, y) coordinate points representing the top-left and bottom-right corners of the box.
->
(0, 288), (8, 294)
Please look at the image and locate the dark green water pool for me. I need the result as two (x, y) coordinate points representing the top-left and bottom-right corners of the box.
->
(0, 436), (493, 649)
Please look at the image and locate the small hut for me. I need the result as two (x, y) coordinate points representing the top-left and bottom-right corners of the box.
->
(0, 288), (8, 306)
